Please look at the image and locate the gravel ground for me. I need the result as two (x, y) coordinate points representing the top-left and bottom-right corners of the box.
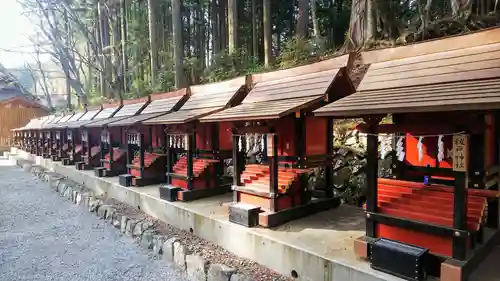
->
(0, 163), (190, 281)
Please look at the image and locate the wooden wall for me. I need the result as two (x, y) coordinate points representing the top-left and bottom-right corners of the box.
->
(0, 104), (47, 150)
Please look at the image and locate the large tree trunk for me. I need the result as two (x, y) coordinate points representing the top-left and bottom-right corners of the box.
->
(296, 0), (309, 38)
(120, 0), (129, 92)
(252, 0), (258, 59)
(343, 0), (368, 51)
(311, 0), (321, 39)
(211, 0), (220, 55)
(228, 0), (238, 54)
(263, 0), (272, 67)
(197, 1), (206, 70)
(98, 0), (111, 99)
(172, 0), (186, 88)
(148, 0), (158, 87)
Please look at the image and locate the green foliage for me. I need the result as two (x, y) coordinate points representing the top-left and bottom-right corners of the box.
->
(277, 37), (323, 69)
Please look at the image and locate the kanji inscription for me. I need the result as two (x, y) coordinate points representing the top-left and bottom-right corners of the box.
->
(452, 135), (468, 172)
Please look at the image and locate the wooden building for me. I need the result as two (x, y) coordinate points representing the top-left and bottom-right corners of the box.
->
(314, 28), (500, 281)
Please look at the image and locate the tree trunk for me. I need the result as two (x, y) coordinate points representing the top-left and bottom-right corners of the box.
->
(98, 0), (111, 99)
(220, 0), (228, 51)
(198, 1), (206, 70)
(121, 0), (128, 92)
(211, 0), (220, 55)
(148, 0), (158, 87)
(311, 0), (321, 39)
(228, 0), (238, 54)
(342, 0), (367, 51)
(296, 0), (309, 38)
(252, 0), (258, 59)
(172, 0), (186, 88)
(263, 0), (272, 67)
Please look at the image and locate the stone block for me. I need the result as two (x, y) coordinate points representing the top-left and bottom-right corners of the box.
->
(208, 264), (235, 281)
(186, 254), (208, 281)
(112, 212), (122, 229)
(105, 207), (116, 223)
(22, 163), (32, 172)
(97, 205), (112, 219)
(141, 230), (156, 250)
(230, 274), (254, 281)
(162, 237), (178, 263)
(125, 219), (139, 237)
(88, 197), (102, 213)
(120, 215), (129, 233)
(132, 221), (145, 238)
(173, 241), (187, 270)
(152, 235), (166, 256)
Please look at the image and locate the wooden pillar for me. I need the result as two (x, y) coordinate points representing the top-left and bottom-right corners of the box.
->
(70, 130), (75, 160)
(268, 133), (278, 212)
(232, 133), (241, 187)
(325, 117), (334, 198)
(109, 131), (114, 170)
(126, 133), (133, 174)
(166, 133), (172, 184)
(364, 117), (380, 238)
(452, 134), (468, 260)
(139, 133), (145, 178)
(100, 130), (106, 162)
(86, 130), (92, 161)
(212, 123), (220, 189)
(186, 132), (195, 191)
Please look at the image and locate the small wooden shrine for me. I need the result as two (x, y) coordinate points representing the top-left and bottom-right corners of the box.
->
(142, 76), (251, 201)
(75, 105), (121, 170)
(89, 97), (151, 177)
(314, 31), (500, 281)
(38, 115), (58, 159)
(41, 112), (76, 161)
(47, 110), (86, 161)
(13, 117), (45, 154)
(59, 107), (102, 165)
(200, 55), (355, 227)
(111, 89), (189, 186)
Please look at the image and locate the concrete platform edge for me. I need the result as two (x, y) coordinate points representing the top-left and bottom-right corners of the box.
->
(9, 148), (397, 281)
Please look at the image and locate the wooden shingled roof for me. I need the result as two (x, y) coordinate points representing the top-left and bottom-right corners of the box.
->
(144, 76), (250, 125)
(200, 55), (352, 122)
(107, 89), (189, 127)
(57, 108), (101, 129)
(315, 28), (500, 117)
(84, 98), (150, 128)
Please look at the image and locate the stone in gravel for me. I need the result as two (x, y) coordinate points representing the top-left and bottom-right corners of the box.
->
(162, 237), (178, 263)
(58, 182), (67, 196)
(105, 208), (116, 223)
(141, 230), (156, 250)
(207, 264), (235, 281)
(71, 190), (78, 203)
(120, 215), (129, 233)
(132, 221), (145, 237)
(173, 241), (187, 270)
(88, 198), (102, 213)
(22, 163), (32, 172)
(112, 213), (121, 229)
(64, 186), (73, 200)
(97, 205), (112, 219)
(152, 235), (166, 256)
(186, 254), (208, 281)
(125, 219), (139, 236)
(230, 274), (254, 281)
(82, 192), (91, 208)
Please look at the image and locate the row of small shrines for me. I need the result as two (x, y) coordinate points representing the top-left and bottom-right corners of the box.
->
(12, 33), (500, 281)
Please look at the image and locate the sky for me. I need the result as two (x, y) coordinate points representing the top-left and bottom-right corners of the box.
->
(0, 0), (38, 68)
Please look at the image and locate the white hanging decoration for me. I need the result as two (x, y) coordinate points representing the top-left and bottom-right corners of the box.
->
(417, 136), (424, 162)
(169, 136), (173, 148)
(238, 136), (243, 152)
(380, 134), (393, 159)
(180, 135), (184, 149)
(245, 134), (250, 151)
(261, 134), (265, 152)
(396, 136), (405, 162)
(437, 135), (445, 162)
